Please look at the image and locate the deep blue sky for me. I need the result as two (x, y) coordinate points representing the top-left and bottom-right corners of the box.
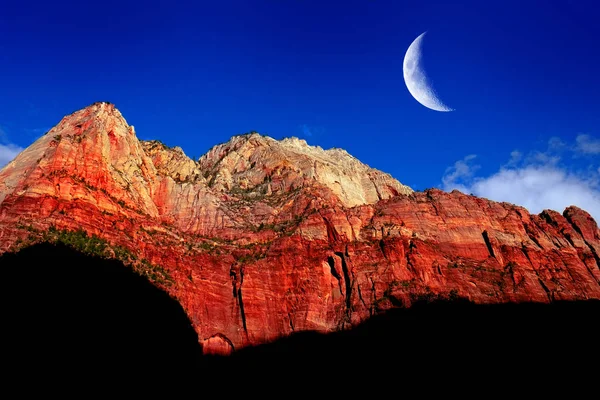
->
(1, 0), (599, 199)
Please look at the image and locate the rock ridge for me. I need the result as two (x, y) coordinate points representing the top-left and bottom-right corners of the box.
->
(0, 102), (598, 354)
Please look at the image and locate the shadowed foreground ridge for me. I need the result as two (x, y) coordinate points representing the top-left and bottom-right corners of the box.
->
(1, 244), (597, 389)
(1, 243), (202, 377)
(207, 298), (600, 372)
(201, 299), (599, 396)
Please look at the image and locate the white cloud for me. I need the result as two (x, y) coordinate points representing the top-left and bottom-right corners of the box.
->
(526, 150), (561, 166)
(442, 137), (600, 222)
(299, 124), (325, 139)
(0, 125), (25, 168)
(575, 134), (600, 154)
(506, 150), (522, 166)
(547, 136), (567, 151)
(0, 143), (23, 168)
(442, 154), (479, 190)
(469, 166), (599, 221)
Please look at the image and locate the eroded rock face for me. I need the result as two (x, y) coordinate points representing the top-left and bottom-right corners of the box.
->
(1, 102), (599, 354)
(197, 134), (413, 208)
(141, 140), (204, 184)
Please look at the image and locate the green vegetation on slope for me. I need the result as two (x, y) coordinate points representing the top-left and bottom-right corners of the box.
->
(13, 224), (173, 286)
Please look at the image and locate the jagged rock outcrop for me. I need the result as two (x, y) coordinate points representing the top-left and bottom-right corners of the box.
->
(141, 140), (204, 184)
(1, 102), (599, 354)
(197, 134), (412, 207)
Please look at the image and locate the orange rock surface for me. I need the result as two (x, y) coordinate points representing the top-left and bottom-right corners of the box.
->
(1, 102), (599, 354)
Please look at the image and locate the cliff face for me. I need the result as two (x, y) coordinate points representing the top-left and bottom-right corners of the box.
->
(1, 102), (599, 354)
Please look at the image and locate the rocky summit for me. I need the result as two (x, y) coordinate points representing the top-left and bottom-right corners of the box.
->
(1, 102), (599, 355)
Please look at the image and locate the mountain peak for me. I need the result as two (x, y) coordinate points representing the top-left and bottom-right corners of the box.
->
(0, 102), (157, 216)
(198, 131), (412, 207)
(59, 101), (130, 132)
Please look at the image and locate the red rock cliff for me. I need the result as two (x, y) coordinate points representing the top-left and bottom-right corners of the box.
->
(1, 102), (599, 354)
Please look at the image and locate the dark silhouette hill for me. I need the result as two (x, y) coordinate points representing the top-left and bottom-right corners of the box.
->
(205, 298), (599, 373)
(1, 242), (597, 392)
(0, 242), (202, 384)
(201, 298), (600, 392)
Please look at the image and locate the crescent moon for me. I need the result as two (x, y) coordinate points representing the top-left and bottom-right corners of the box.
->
(403, 31), (454, 112)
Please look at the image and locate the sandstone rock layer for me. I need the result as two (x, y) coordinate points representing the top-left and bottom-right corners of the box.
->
(1, 102), (599, 353)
